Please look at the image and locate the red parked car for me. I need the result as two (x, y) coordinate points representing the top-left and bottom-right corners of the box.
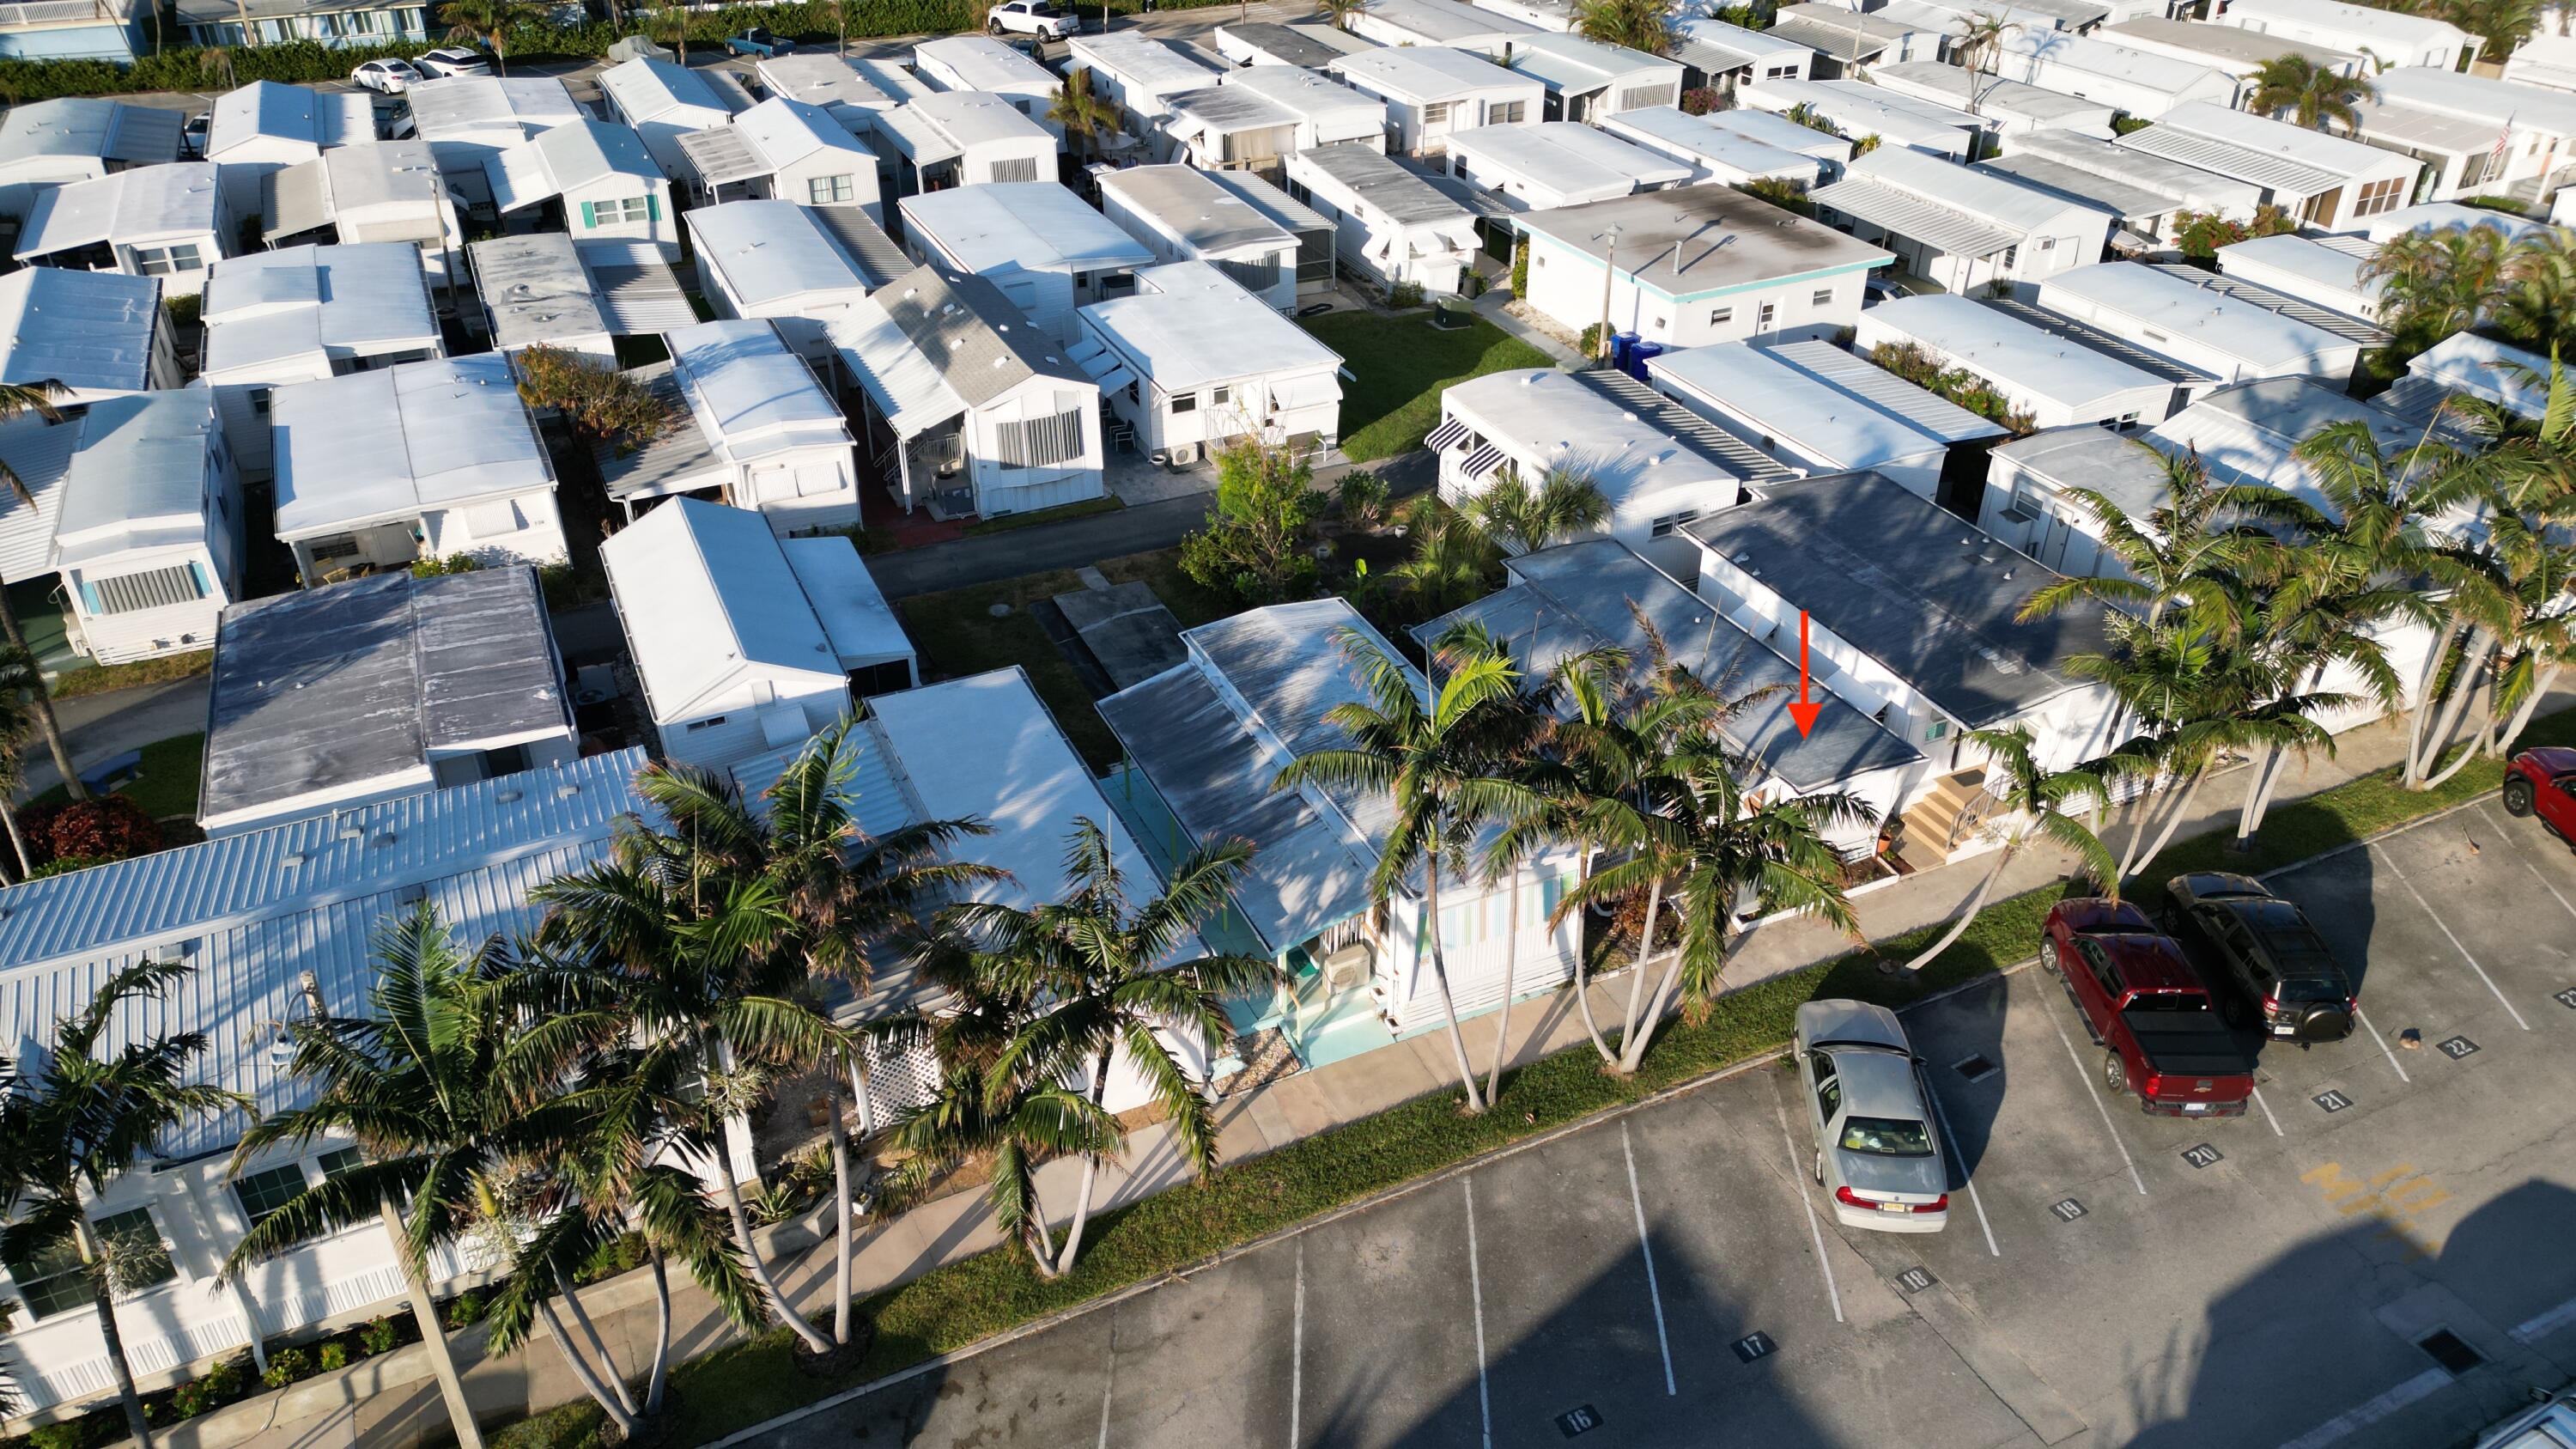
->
(2042, 899), (2256, 1117)
(2503, 747), (2576, 846)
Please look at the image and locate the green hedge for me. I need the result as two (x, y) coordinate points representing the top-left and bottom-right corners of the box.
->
(0, 0), (1232, 101)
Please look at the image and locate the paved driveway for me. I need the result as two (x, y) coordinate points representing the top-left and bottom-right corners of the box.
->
(730, 804), (2576, 1449)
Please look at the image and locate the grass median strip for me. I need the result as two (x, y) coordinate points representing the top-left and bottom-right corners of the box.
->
(489, 713), (2566, 1449)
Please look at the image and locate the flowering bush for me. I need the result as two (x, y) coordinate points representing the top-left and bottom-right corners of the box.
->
(45, 796), (160, 864)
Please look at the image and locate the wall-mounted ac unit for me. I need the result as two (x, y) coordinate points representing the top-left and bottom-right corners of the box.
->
(1168, 441), (1200, 466)
(1321, 941), (1373, 992)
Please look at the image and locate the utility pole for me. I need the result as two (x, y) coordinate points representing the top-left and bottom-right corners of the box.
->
(1593, 221), (1621, 362)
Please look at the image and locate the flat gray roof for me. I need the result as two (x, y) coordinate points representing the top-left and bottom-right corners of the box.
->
(1514, 185), (1890, 298)
(1101, 164), (1296, 253)
(1992, 423), (2172, 521)
(1294, 143), (1470, 227)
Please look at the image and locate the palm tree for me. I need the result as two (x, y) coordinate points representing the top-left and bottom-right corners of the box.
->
(1048, 68), (1122, 164)
(221, 907), (510, 1449)
(650, 3), (688, 65)
(2364, 225), (2516, 352)
(198, 45), (235, 88)
(1953, 10), (2021, 120)
(2446, 0), (2540, 64)
(436, 0), (544, 74)
(948, 819), (1274, 1275)
(532, 799), (847, 1361)
(0, 644), (46, 876)
(1564, 731), (1870, 1073)
(1320, 0), (1365, 30)
(1893, 727), (2114, 971)
(1575, 0), (1675, 55)
(1393, 498), (1501, 620)
(2498, 228), (2576, 354)
(629, 722), (999, 1349)
(2246, 54), (2374, 133)
(1461, 467), (1612, 556)
(0, 380), (80, 803)
(0, 962), (246, 1449)
(1276, 625), (1543, 1112)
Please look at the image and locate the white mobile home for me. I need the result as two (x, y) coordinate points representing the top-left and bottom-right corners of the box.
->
(1285, 143), (1481, 295)
(756, 51), (933, 139)
(484, 120), (679, 254)
(1975, 423), (2173, 578)
(2099, 18), (2363, 84)
(1854, 292), (2178, 429)
(2386, 332), (2554, 423)
(2351, 67), (2576, 203)
(0, 97), (180, 224)
(1599, 106), (1826, 186)
(198, 243), (444, 483)
(1076, 259), (1340, 466)
(2215, 232), (2382, 321)
(17, 161), (232, 297)
(688, 198), (906, 362)
(2505, 33), (2576, 94)
(198, 567), (578, 833)
(2038, 260), (2366, 386)
(1349, 0), (1537, 55)
(835, 263), (1106, 519)
(1989, 29), (2238, 122)
(899, 181), (1154, 344)
(1647, 338), (2007, 503)
(597, 54), (755, 182)
(1434, 364), (1787, 568)
(203, 81), (372, 219)
(0, 265), (182, 407)
(2218, 0), (2475, 72)
(1703, 107), (1855, 178)
(596, 318), (860, 536)
(872, 91), (1060, 195)
(1163, 65), (1386, 173)
(1097, 163), (1303, 308)
(2117, 100), (2419, 230)
(259, 140), (465, 292)
(468, 231), (699, 360)
(1101, 597), (1587, 1062)
(1736, 77), (1978, 160)
(50, 389), (241, 666)
(1066, 33), (1227, 133)
(270, 354), (567, 581)
(1761, 5), (1944, 77)
(911, 35), (1060, 135)
(1505, 33), (1682, 122)
(1812, 146), (2112, 295)
(2001, 126), (2263, 237)
(601, 496), (873, 773)
(1512, 186), (1890, 349)
(1329, 46), (1543, 156)
(1674, 16), (1812, 95)
(674, 96), (880, 217)
(403, 74), (586, 214)
(1212, 21), (1369, 70)
(1443, 121), (1692, 210)
(1862, 64), (2117, 146)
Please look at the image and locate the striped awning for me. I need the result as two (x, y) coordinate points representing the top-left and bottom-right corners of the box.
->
(1460, 443), (1505, 478)
(1425, 417), (1469, 452)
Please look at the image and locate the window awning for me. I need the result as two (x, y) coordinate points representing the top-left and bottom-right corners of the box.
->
(1425, 417), (1469, 452)
(1267, 372), (1340, 411)
(1096, 366), (1138, 396)
(1460, 443), (1506, 478)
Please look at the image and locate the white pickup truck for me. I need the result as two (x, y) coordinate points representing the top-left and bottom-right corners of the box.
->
(988, 0), (1078, 38)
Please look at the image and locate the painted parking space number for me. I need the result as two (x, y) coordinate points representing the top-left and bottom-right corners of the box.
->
(2182, 1142), (2224, 1169)
(2050, 1197), (2087, 1222)
(1555, 1405), (1603, 1438)
(2436, 1035), (2479, 1060)
(2556, 987), (2576, 1010)
(2314, 1089), (2354, 1113)
(1894, 1266), (1936, 1294)
(1732, 1331), (1777, 1364)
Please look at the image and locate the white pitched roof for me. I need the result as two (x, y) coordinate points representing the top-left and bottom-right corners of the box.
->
(199, 242), (439, 377)
(51, 389), (218, 571)
(205, 81), (371, 160)
(2044, 260), (2355, 368)
(19, 161), (222, 255)
(1448, 121), (1692, 198)
(600, 496), (847, 722)
(1081, 260), (1342, 393)
(900, 181), (1155, 276)
(485, 120), (661, 211)
(0, 265), (162, 397)
(2222, 0), (2470, 52)
(600, 55), (752, 125)
(666, 317), (850, 460)
(404, 74), (586, 144)
(271, 354), (553, 539)
(1330, 45), (1534, 104)
(0, 412), (78, 584)
(688, 198), (890, 306)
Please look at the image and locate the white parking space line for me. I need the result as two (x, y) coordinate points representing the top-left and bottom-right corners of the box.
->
(1096, 1323), (1116, 1449)
(2376, 844), (2532, 1031)
(2512, 1293), (2576, 1344)
(2248, 1086), (2286, 1138)
(2352, 1006), (2413, 1084)
(2271, 1367), (2452, 1449)
(1619, 1123), (1678, 1396)
(2481, 804), (2576, 923)
(1289, 1241), (1304, 1447)
(1923, 1088), (2002, 1257)
(1463, 1179), (1492, 1449)
(1773, 1103), (1846, 1324)
(2046, 1013), (2148, 1196)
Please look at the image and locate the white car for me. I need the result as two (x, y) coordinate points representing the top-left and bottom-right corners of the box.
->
(988, 0), (1076, 38)
(350, 58), (425, 93)
(1794, 1000), (1952, 1234)
(412, 46), (492, 78)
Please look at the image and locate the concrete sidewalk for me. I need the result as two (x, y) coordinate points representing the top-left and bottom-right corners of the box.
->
(160, 692), (2568, 1449)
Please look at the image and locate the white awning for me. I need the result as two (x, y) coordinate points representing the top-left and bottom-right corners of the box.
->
(829, 297), (967, 440)
(484, 145), (560, 213)
(1267, 372), (1340, 410)
(1096, 365), (1138, 396)
(1076, 348), (1121, 380)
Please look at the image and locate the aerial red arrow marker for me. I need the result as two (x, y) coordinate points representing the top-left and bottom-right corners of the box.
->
(1787, 611), (1823, 739)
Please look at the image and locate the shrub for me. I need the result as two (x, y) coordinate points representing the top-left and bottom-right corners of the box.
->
(358, 1315), (406, 1356)
(11, 800), (60, 868)
(1679, 86), (1721, 115)
(513, 342), (677, 449)
(46, 796), (159, 861)
(259, 1346), (314, 1391)
(26, 854), (115, 880)
(167, 1359), (246, 1421)
(2169, 204), (2298, 261)
(1733, 177), (1813, 217)
(1388, 278), (1425, 309)
(409, 552), (482, 577)
(1336, 470), (1390, 530)
(1577, 321), (1606, 356)
(318, 1342), (349, 1373)
(443, 1288), (491, 1330)
(27, 1419), (107, 1449)
(1510, 238), (1529, 298)
(2110, 112), (2152, 136)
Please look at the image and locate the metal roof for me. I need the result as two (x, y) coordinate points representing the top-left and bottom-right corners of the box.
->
(1764, 11), (1910, 58)
(687, 199), (890, 306)
(667, 316), (851, 447)
(758, 51), (932, 112)
(0, 264), (161, 397)
(1978, 294), (2217, 387)
(909, 35), (1056, 95)
(1507, 32), (1680, 94)
(1701, 106), (1851, 161)
(2009, 125), (2261, 211)
(875, 90), (1053, 162)
(271, 354), (553, 539)
(830, 292), (969, 441)
(0, 98), (180, 172)
(205, 81), (370, 159)
(1990, 423), (2174, 521)
(1451, 120), (1692, 203)
(1078, 259), (1341, 393)
(1330, 44), (1541, 104)
(1978, 152), (2172, 222)
(2043, 261), (2365, 366)
(2402, 332), (2553, 419)
(1677, 15), (1805, 68)
(404, 74), (585, 144)
(0, 747), (644, 1161)
(600, 54), (752, 125)
(1869, 292), (2183, 408)
(2142, 260), (2389, 346)
(1742, 76), (1977, 149)
(1996, 27), (2229, 93)
(1292, 143), (1473, 228)
(2219, 0), (2470, 50)
(471, 232), (693, 349)
(1098, 163), (1296, 253)
(1600, 106), (1824, 183)
(201, 568), (571, 828)
(1871, 61), (2113, 125)
(0, 412), (76, 585)
(598, 496), (845, 722)
(899, 180), (1157, 276)
(484, 121), (661, 212)
(2147, 375), (2426, 515)
(1684, 472), (2116, 727)
(1421, 538), (1922, 791)
(20, 161), (222, 256)
(1352, 0), (1538, 44)
(1207, 166), (1334, 235)
(781, 537), (911, 671)
(676, 125), (765, 186)
(1215, 21), (1350, 68)
(1765, 339), (2006, 443)
(1219, 63), (1387, 127)
(2102, 17), (2358, 69)
(592, 364), (724, 502)
(1068, 32), (1226, 94)
(2372, 64), (2576, 132)
(2119, 100), (2383, 194)
(2216, 231), (2379, 306)
(1515, 185), (1892, 299)
(51, 390), (216, 571)
(200, 242), (440, 377)
(1572, 366), (1795, 480)
(2354, 99), (2505, 153)
(1439, 365), (1780, 507)
(1813, 180), (2018, 259)
(1650, 340), (2002, 472)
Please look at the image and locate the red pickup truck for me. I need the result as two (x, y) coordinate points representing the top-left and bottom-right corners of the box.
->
(2504, 747), (2576, 846)
(2041, 899), (2256, 1118)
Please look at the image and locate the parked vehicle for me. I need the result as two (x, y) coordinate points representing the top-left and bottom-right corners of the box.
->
(2502, 746), (2576, 847)
(350, 58), (425, 94)
(725, 27), (795, 56)
(2163, 873), (2357, 1044)
(989, 0), (1078, 37)
(180, 110), (210, 158)
(2042, 899), (2255, 1117)
(413, 46), (493, 78)
(1793, 1000), (1949, 1233)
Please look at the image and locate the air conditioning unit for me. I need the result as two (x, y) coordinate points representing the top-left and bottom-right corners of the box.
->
(1168, 441), (1200, 466)
(1321, 941), (1373, 992)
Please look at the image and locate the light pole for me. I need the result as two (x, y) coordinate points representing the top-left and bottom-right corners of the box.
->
(1592, 221), (1623, 361)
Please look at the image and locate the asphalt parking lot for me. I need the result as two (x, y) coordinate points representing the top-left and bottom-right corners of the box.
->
(728, 796), (2576, 1449)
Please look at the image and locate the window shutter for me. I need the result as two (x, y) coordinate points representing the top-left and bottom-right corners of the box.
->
(77, 579), (100, 614)
(647, 193), (662, 222)
(580, 200), (598, 228)
(189, 560), (210, 596)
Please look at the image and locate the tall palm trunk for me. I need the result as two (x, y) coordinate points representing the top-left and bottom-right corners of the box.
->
(1419, 855), (1487, 1111)
(1482, 862), (1524, 1102)
(2494, 663), (2563, 758)
(1619, 905), (1714, 1075)
(0, 588), (83, 801)
(1896, 841), (2019, 974)
(826, 1047), (856, 1346)
(76, 1221), (152, 1449)
(2, 797), (31, 879)
(1053, 1054), (1113, 1275)
(644, 1251), (672, 1416)
(2403, 618), (2473, 785)
(2415, 630), (2497, 788)
(556, 1271), (636, 1416)
(1567, 850), (1618, 1066)
(1610, 879), (1665, 1074)
(2120, 766), (2208, 881)
(538, 1297), (638, 1439)
(707, 1125), (837, 1355)
(380, 1193), (485, 1449)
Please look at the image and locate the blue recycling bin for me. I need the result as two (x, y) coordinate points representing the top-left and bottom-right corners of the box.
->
(1629, 339), (1664, 379)
(1610, 330), (1640, 370)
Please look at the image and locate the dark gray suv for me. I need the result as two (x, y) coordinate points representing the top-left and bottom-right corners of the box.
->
(2164, 873), (2357, 1044)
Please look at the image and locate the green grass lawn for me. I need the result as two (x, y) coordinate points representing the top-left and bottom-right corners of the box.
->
(30, 731), (204, 821)
(486, 708), (2576, 1449)
(1301, 311), (1555, 463)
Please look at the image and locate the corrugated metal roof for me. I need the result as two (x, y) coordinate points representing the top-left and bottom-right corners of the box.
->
(1813, 174), (2020, 259)
(901, 181), (1157, 277)
(0, 747), (645, 1160)
(1979, 295), (2218, 386)
(2119, 107), (2348, 194)
(676, 125), (766, 187)
(50, 389), (216, 571)
(0, 411), (77, 585)
(1765, 339), (2008, 445)
(830, 290), (969, 439)
(1979, 152), (2172, 221)
(0, 98), (181, 171)
(206, 81), (370, 158)
(0, 265), (161, 397)
(598, 496), (843, 722)
(2142, 260), (2389, 346)
(2012, 126), (2261, 210)
(592, 364), (726, 502)
(582, 238), (698, 333)
(20, 161), (222, 256)
(1573, 366), (1797, 482)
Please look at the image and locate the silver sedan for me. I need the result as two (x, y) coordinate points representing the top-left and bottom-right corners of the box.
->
(1794, 999), (1951, 1233)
